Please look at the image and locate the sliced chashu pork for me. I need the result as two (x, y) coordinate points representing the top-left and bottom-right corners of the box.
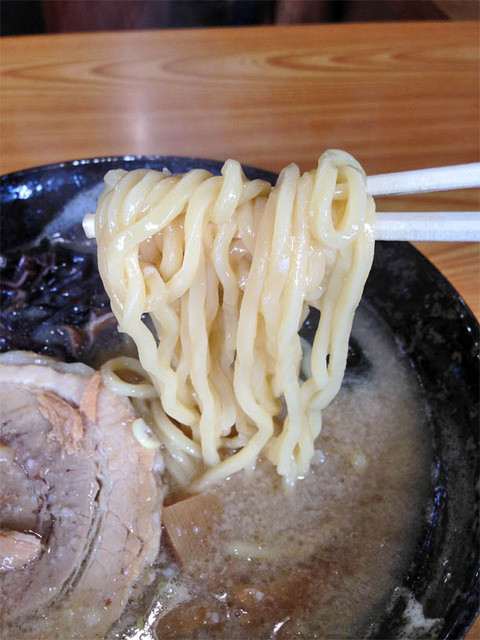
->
(0, 351), (164, 639)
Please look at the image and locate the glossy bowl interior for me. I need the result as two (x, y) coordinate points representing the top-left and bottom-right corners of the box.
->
(1, 156), (478, 639)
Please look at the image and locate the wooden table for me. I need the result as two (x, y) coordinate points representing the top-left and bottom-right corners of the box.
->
(1, 22), (479, 638)
(1, 22), (479, 319)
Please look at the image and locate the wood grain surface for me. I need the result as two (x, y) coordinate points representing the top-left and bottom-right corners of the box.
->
(1, 22), (479, 639)
(1, 22), (479, 320)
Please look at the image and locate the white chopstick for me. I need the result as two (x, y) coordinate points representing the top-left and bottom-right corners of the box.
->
(375, 211), (480, 241)
(365, 162), (480, 241)
(83, 163), (479, 242)
(366, 162), (480, 196)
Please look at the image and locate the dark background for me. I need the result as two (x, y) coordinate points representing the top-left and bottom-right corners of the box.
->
(2, 0), (479, 36)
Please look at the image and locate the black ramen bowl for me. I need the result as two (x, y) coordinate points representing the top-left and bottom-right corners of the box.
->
(1, 156), (478, 639)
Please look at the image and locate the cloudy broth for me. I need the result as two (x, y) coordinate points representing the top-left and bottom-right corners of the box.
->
(116, 304), (432, 640)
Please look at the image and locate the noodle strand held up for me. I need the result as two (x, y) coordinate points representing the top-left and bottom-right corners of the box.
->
(86, 150), (375, 490)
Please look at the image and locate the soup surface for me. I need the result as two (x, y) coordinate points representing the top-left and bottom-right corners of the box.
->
(111, 305), (432, 640)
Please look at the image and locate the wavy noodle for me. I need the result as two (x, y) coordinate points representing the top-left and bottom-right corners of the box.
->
(88, 150), (375, 491)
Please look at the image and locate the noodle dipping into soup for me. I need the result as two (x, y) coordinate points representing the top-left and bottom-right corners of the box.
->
(0, 151), (435, 639)
(109, 306), (432, 640)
